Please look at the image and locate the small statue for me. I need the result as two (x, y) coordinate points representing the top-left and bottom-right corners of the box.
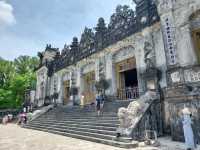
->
(181, 107), (196, 150)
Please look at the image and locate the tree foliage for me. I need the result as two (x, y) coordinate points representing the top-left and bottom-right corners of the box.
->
(95, 78), (110, 94)
(0, 59), (15, 88)
(0, 56), (39, 109)
(14, 55), (39, 74)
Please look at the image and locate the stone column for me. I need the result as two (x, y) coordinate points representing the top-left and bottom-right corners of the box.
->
(177, 24), (197, 66)
(78, 68), (84, 98)
(57, 73), (63, 104)
(95, 59), (100, 81)
(76, 68), (81, 97)
(35, 75), (40, 100)
(105, 54), (116, 96)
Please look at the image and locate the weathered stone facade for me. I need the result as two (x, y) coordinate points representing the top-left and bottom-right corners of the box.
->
(35, 0), (200, 142)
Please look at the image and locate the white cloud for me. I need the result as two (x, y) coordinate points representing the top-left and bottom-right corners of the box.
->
(0, 1), (16, 27)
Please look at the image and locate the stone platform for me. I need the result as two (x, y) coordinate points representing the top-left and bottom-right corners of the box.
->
(0, 124), (193, 150)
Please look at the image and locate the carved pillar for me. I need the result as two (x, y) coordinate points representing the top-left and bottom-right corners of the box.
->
(76, 68), (81, 97)
(79, 68), (84, 97)
(177, 24), (197, 66)
(57, 73), (63, 104)
(95, 59), (100, 81)
(105, 54), (116, 96)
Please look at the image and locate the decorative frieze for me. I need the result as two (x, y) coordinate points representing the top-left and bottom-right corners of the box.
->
(170, 71), (181, 83)
(81, 63), (95, 75)
(184, 69), (200, 82)
(63, 73), (71, 81)
(112, 46), (135, 63)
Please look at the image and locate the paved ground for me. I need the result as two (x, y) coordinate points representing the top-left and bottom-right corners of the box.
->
(0, 124), (197, 150)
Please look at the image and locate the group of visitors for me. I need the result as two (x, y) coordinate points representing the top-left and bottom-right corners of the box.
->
(2, 114), (13, 124)
(17, 109), (27, 125)
(1, 105), (33, 125)
(95, 93), (105, 116)
(17, 106), (33, 125)
(80, 92), (105, 116)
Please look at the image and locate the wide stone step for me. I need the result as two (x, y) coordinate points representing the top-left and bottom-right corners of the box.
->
(25, 124), (115, 140)
(39, 115), (118, 120)
(27, 122), (117, 136)
(25, 125), (138, 148)
(24, 101), (132, 148)
(36, 117), (119, 122)
(31, 119), (119, 127)
(32, 118), (119, 124)
(42, 112), (118, 117)
(28, 121), (117, 131)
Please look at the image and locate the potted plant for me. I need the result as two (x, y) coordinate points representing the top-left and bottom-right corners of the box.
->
(95, 78), (110, 99)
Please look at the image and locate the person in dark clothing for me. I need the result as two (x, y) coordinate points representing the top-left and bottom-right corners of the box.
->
(100, 94), (105, 114)
(96, 94), (102, 116)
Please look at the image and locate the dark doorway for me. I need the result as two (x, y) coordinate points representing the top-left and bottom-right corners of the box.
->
(124, 68), (138, 88)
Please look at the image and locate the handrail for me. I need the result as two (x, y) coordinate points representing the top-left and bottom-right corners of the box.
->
(117, 87), (139, 100)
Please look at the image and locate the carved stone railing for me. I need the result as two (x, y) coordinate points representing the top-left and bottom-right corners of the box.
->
(117, 87), (139, 100)
(117, 91), (163, 141)
(131, 99), (163, 141)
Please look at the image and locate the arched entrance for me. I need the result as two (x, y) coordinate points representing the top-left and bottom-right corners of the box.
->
(62, 72), (71, 105)
(115, 57), (139, 100)
(63, 80), (70, 105)
(112, 46), (139, 100)
(80, 62), (96, 105)
(82, 71), (96, 105)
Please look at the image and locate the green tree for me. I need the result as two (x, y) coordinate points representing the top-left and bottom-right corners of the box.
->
(95, 78), (110, 95)
(14, 55), (39, 74)
(0, 56), (39, 109)
(0, 59), (15, 88)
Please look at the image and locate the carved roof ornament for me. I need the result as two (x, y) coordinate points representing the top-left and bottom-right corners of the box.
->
(80, 27), (95, 50)
(61, 44), (71, 57)
(45, 44), (59, 52)
(95, 17), (107, 50)
(95, 18), (107, 33)
(108, 5), (135, 32)
(132, 0), (143, 5)
(70, 37), (79, 50)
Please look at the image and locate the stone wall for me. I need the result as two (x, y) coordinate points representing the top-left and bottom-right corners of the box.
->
(157, 0), (200, 67)
(164, 83), (200, 142)
(35, 66), (48, 107)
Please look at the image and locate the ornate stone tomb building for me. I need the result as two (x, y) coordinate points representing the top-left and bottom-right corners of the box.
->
(35, 0), (200, 141)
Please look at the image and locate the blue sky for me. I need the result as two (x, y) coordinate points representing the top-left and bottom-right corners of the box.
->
(0, 0), (135, 60)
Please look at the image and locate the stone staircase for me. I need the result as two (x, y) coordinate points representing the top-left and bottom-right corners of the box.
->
(24, 101), (138, 148)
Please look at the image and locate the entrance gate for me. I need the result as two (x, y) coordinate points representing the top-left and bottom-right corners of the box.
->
(63, 80), (70, 105)
(115, 57), (139, 100)
(83, 71), (96, 105)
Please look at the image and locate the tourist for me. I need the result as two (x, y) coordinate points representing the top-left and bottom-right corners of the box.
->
(96, 93), (101, 116)
(23, 107), (27, 113)
(182, 107), (196, 150)
(2, 115), (9, 125)
(7, 114), (13, 122)
(80, 92), (85, 108)
(100, 93), (105, 114)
